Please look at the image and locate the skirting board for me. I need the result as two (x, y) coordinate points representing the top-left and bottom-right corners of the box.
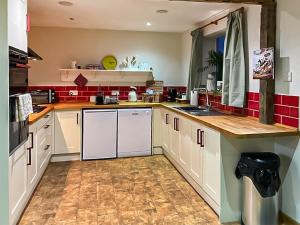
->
(280, 212), (300, 225)
(51, 153), (81, 162)
(153, 146), (163, 155)
(163, 150), (220, 216)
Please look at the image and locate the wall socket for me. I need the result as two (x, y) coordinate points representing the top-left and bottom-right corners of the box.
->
(288, 71), (293, 82)
(111, 90), (120, 96)
(69, 90), (78, 96)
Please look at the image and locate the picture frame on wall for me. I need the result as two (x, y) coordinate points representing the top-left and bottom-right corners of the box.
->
(253, 47), (274, 80)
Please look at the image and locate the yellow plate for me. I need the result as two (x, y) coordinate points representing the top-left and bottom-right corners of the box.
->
(102, 55), (117, 70)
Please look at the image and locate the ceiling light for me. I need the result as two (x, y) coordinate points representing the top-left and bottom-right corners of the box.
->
(58, 1), (73, 6)
(146, 22), (152, 26)
(156, 9), (168, 14)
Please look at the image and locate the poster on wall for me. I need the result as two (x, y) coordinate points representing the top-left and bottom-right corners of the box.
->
(253, 47), (274, 80)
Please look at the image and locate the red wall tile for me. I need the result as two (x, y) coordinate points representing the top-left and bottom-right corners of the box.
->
(282, 95), (299, 107)
(282, 117), (299, 128)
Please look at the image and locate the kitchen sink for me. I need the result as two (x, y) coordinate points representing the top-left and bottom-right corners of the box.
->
(174, 106), (224, 116)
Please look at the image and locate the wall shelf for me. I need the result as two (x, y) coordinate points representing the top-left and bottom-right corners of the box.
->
(59, 69), (154, 85)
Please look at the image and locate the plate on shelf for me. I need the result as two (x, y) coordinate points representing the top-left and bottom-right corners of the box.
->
(102, 55), (117, 70)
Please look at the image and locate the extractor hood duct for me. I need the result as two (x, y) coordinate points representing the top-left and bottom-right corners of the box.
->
(28, 48), (43, 60)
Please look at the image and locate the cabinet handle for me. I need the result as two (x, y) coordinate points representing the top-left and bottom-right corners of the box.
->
(44, 115), (50, 119)
(27, 147), (32, 166)
(165, 114), (169, 124)
(200, 131), (205, 147)
(29, 132), (34, 149)
(44, 125), (50, 129)
(44, 145), (50, 151)
(174, 118), (179, 131)
(77, 113), (79, 125)
(197, 129), (201, 145)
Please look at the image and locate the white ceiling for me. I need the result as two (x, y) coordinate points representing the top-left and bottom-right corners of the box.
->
(28, 0), (236, 32)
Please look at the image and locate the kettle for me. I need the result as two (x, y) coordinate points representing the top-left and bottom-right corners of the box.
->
(128, 86), (138, 102)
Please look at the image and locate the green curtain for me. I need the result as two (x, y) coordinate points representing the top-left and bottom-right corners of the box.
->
(187, 29), (203, 100)
(222, 11), (246, 108)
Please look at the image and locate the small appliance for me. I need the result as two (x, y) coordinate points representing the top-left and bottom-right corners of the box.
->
(30, 89), (56, 105)
(190, 89), (199, 106)
(128, 86), (138, 102)
(167, 88), (177, 102)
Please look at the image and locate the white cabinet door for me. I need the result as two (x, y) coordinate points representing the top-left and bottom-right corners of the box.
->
(161, 109), (171, 153)
(55, 110), (81, 154)
(9, 143), (28, 225)
(202, 125), (221, 205)
(152, 108), (162, 148)
(190, 122), (204, 186)
(8, 0), (28, 52)
(178, 116), (191, 172)
(27, 125), (38, 192)
(169, 113), (180, 161)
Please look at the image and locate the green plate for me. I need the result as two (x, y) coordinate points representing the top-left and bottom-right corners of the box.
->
(102, 55), (117, 70)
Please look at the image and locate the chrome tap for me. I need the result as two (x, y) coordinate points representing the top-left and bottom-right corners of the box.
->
(198, 88), (211, 111)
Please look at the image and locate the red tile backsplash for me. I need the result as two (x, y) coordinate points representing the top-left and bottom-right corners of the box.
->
(29, 85), (187, 104)
(29, 85), (299, 128)
(198, 91), (299, 128)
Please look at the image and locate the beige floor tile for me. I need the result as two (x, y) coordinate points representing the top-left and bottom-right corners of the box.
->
(18, 156), (224, 225)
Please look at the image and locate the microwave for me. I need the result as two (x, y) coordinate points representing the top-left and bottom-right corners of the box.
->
(30, 89), (56, 105)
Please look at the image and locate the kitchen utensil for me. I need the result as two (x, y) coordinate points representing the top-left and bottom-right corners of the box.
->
(128, 86), (138, 102)
(102, 55), (117, 70)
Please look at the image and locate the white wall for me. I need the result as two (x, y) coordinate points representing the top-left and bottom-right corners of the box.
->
(275, 0), (300, 222)
(28, 27), (184, 86)
(180, 4), (261, 92)
(0, 0), (10, 224)
(275, 0), (300, 96)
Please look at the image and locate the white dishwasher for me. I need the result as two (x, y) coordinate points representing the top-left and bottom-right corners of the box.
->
(82, 109), (117, 160)
(118, 108), (152, 157)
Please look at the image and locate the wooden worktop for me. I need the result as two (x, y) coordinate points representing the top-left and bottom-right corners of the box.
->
(29, 101), (299, 138)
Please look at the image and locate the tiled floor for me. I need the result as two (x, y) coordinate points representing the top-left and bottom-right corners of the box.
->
(18, 155), (233, 225)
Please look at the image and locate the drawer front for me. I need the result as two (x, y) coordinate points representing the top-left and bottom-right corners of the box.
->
(37, 121), (52, 171)
(37, 112), (53, 131)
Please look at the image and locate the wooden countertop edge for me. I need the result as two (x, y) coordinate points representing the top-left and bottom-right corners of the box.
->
(28, 102), (300, 138)
(29, 105), (54, 125)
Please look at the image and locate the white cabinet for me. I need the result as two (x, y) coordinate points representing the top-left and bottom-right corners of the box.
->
(169, 112), (180, 160)
(202, 125), (221, 205)
(9, 143), (28, 225)
(152, 108), (162, 148)
(161, 109), (171, 153)
(8, 0), (28, 52)
(159, 108), (221, 208)
(54, 110), (81, 154)
(37, 118), (52, 171)
(27, 124), (38, 192)
(190, 122), (204, 186)
(178, 116), (192, 172)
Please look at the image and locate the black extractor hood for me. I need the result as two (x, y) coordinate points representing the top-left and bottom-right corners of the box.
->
(28, 48), (43, 60)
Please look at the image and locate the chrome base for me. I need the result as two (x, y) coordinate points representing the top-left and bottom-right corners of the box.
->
(242, 177), (278, 225)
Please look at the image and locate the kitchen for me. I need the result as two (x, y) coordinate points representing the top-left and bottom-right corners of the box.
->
(2, 0), (300, 225)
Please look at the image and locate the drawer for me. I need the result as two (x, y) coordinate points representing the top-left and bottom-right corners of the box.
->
(36, 112), (53, 131)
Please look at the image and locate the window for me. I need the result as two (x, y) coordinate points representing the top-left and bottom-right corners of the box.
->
(216, 36), (225, 54)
